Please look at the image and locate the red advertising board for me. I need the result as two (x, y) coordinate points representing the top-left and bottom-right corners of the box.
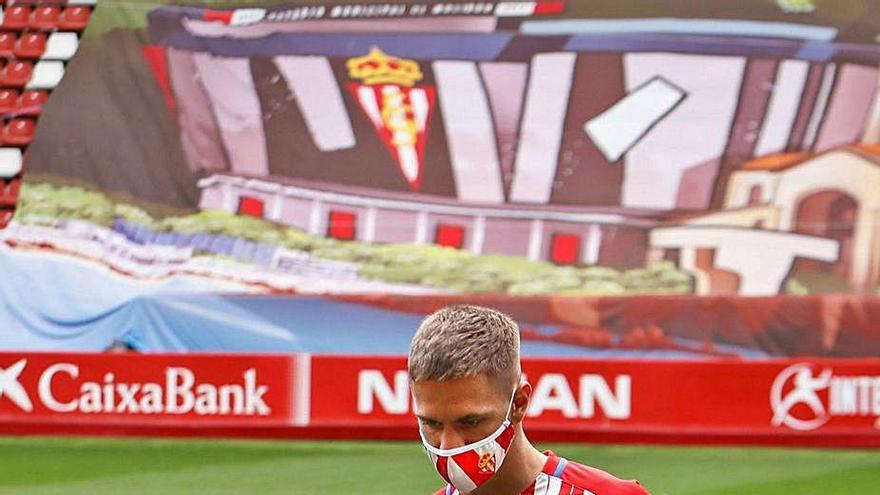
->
(0, 353), (297, 427)
(1, 352), (878, 447)
(309, 355), (880, 447)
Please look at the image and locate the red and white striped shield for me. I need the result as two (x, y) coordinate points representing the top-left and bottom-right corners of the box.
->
(348, 83), (435, 191)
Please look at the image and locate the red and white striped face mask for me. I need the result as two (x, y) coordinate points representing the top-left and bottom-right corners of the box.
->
(420, 389), (517, 494)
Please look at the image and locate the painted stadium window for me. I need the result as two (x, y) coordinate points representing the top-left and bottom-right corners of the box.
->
(236, 196), (264, 218)
(327, 210), (357, 240)
(435, 223), (465, 249)
(549, 233), (580, 265)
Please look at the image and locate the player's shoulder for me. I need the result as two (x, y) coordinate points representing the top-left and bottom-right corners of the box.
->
(552, 454), (650, 495)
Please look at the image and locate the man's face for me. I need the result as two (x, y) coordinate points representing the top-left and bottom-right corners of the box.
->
(412, 374), (514, 450)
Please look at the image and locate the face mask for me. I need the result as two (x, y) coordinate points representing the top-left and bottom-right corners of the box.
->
(420, 388), (517, 494)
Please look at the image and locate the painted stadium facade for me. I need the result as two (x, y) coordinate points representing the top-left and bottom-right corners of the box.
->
(148, 3), (880, 294)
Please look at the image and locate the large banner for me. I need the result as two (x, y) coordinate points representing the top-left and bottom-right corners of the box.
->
(0, 0), (878, 363)
(0, 6), (877, 459)
(3, 0), (879, 303)
(2, 352), (878, 447)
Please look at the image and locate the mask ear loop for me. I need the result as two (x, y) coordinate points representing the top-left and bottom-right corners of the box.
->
(505, 372), (528, 423)
(504, 383), (518, 423)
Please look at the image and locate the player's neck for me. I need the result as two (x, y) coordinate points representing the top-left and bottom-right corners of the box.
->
(467, 428), (546, 495)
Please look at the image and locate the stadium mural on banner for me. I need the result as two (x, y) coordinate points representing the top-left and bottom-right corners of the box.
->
(0, 1), (879, 359)
(5, 0), (880, 299)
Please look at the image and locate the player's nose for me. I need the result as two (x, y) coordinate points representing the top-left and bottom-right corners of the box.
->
(438, 427), (466, 450)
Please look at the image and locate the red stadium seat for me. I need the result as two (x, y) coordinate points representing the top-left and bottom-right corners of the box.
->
(0, 178), (20, 206)
(59, 7), (90, 31)
(0, 33), (16, 58)
(2, 6), (31, 30)
(0, 209), (13, 228)
(30, 6), (62, 30)
(3, 118), (36, 146)
(14, 32), (47, 59)
(0, 184), (10, 207)
(17, 89), (46, 115)
(0, 60), (33, 87)
(7, 178), (21, 202)
(0, 89), (19, 114)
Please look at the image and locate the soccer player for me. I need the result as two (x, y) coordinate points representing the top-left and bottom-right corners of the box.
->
(409, 305), (650, 495)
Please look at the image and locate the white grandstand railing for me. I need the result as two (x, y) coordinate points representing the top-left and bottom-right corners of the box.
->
(198, 174), (655, 227)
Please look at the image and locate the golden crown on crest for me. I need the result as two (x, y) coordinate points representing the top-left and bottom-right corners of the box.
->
(347, 47), (424, 87)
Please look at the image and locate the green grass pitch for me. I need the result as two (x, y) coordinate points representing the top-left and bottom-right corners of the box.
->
(0, 436), (877, 494)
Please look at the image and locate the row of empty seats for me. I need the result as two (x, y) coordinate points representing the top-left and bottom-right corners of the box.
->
(0, 31), (78, 59)
(0, 59), (64, 88)
(0, 2), (95, 220)
(0, 89), (46, 116)
(1, 5), (91, 31)
(0, 1), (97, 4)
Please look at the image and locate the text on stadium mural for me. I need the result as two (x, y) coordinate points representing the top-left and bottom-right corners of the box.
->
(264, 2), (505, 22)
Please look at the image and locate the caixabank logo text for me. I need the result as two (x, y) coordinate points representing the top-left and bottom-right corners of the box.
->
(0, 358), (271, 416)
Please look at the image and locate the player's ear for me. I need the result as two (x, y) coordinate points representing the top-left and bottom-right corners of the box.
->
(510, 381), (532, 423)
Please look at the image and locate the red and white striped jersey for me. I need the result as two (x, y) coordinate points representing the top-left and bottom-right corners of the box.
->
(432, 451), (650, 495)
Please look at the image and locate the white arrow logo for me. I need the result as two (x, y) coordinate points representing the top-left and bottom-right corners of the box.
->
(0, 359), (33, 412)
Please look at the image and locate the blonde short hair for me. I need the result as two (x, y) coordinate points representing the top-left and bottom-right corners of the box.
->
(408, 305), (520, 389)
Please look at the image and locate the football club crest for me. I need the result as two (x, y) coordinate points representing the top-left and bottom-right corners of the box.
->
(347, 47), (435, 191)
(477, 453), (496, 473)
